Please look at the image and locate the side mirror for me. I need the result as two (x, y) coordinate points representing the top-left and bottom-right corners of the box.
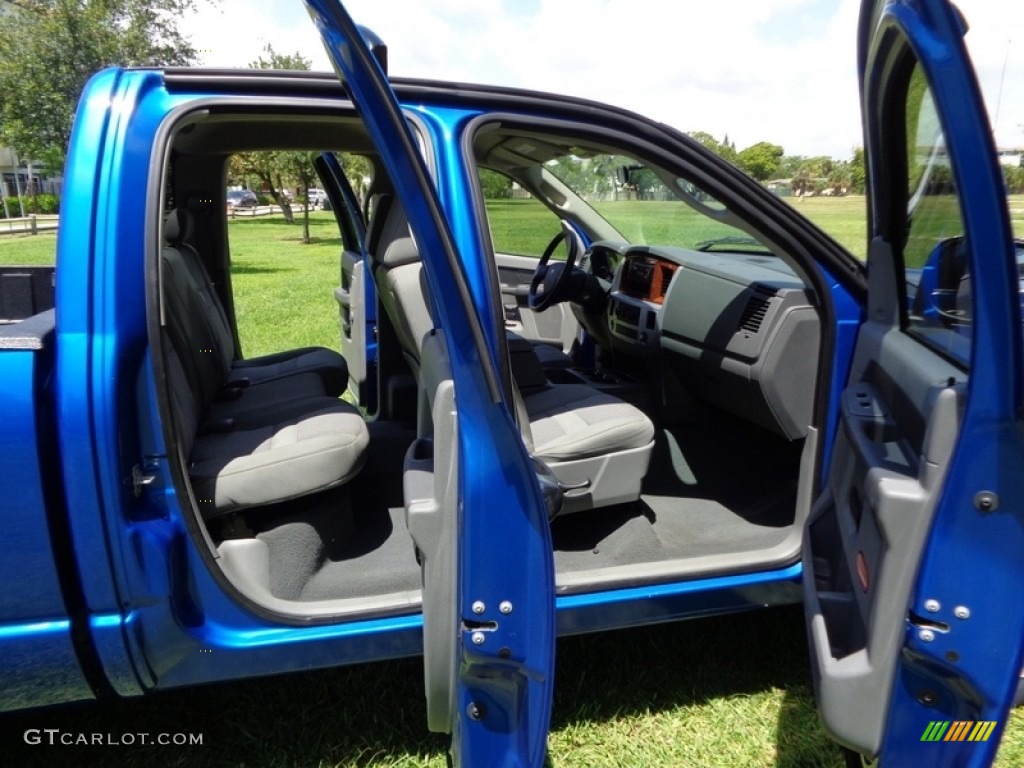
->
(357, 25), (388, 75)
(917, 236), (971, 327)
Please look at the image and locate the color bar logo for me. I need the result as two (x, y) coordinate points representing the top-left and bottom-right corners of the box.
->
(921, 721), (998, 742)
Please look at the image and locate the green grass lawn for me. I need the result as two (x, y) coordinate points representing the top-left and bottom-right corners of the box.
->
(783, 195), (870, 259)
(486, 197), (872, 260)
(0, 230), (60, 264)
(225, 213), (344, 356)
(0, 605), (1021, 766)
(2, 206), (1024, 765)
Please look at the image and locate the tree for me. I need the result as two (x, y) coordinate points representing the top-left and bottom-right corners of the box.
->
(237, 45), (315, 229)
(285, 153), (319, 244)
(0, 0), (201, 169)
(792, 165), (813, 197)
(776, 155), (806, 180)
(1005, 165), (1024, 195)
(736, 142), (785, 181)
(848, 147), (867, 194)
(688, 131), (737, 165)
(479, 169), (513, 199)
(827, 162), (853, 195)
(250, 43), (311, 72)
(228, 151), (295, 222)
(338, 153), (372, 200)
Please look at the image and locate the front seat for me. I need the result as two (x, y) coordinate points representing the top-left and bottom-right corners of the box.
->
(368, 197), (655, 513)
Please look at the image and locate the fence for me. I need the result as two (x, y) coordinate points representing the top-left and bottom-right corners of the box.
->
(0, 215), (59, 236)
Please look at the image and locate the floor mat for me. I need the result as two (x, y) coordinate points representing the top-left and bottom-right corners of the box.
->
(255, 421), (422, 602)
(552, 407), (802, 572)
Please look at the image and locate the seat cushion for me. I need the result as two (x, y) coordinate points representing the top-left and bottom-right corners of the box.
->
(231, 346), (349, 397)
(522, 383), (655, 462)
(202, 372), (328, 425)
(531, 342), (575, 369)
(189, 398), (369, 516)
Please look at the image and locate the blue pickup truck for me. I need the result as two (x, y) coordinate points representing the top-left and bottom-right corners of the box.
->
(1, 0), (1022, 765)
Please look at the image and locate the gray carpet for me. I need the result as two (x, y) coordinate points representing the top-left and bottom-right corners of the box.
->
(552, 407), (801, 572)
(251, 408), (802, 601)
(254, 421), (422, 602)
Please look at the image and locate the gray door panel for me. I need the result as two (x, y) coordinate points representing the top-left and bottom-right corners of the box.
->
(336, 248), (369, 399)
(495, 252), (577, 352)
(804, 317), (964, 754)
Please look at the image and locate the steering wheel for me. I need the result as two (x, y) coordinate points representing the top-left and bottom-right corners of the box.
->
(528, 221), (584, 312)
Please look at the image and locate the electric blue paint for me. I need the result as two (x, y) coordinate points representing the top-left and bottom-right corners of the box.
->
(0, 3), (1016, 766)
(860, 2), (1024, 765)
(556, 563), (804, 636)
(306, 4), (557, 762)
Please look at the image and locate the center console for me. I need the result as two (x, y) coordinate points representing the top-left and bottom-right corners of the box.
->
(608, 252), (678, 352)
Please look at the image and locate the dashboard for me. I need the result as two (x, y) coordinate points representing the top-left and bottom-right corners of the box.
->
(596, 242), (820, 440)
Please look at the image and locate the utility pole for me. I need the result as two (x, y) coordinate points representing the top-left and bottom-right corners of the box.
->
(12, 150), (25, 218)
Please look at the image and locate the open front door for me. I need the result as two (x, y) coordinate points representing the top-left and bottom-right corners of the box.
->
(304, 2), (556, 765)
(804, 1), (1024, 764)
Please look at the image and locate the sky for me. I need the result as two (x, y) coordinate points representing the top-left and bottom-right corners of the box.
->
(179, 0), (1024, 161)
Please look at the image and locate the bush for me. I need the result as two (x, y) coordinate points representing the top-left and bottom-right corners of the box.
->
(0, 194), (60, 217)
(29, 193), (60, 214)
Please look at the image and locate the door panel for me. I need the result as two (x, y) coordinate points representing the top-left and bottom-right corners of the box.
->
(404, 331), (459, 732)
(335, 249), (374, 403)
(806, 1), (1024, 763)
(805, 317), (965, 754)
(496, 252), (578, 353)
(315, 151), (378, 409)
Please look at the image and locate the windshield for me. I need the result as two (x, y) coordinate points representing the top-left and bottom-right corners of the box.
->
(541, 152), (770, 252)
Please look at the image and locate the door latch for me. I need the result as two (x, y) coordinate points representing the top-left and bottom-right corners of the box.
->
(131, 463), (157, 497)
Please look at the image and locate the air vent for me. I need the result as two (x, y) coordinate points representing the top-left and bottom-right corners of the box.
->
(738, 294), (772, 333)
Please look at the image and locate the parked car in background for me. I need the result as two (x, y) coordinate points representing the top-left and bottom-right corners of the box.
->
(306, 187), (328, 208)
(226, 188), (259, 208)
(0, 1), (1020, 766)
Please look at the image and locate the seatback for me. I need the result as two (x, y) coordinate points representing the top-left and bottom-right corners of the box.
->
(161, 245), (230, 411)
(368, 197), (436, 373)
(163, 209), (237, 375)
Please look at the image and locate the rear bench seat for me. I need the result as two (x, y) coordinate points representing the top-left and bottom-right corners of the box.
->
(163, 209), (350, 396)
(160, 209), (369, 517)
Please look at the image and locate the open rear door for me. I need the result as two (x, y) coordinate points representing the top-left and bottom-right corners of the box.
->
(804, 1), (1024, 764)
(315, 151), (379, 411)
(303, 2), (556, 765)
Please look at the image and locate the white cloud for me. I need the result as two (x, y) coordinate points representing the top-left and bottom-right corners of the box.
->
(179, 0), (1022, 158)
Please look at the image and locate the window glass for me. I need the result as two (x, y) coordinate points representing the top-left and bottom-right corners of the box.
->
(226, 151), (342, 358)
(902, 65), (970, 364)
(477, 149), (772, 259)
(481, 169), (561, 256)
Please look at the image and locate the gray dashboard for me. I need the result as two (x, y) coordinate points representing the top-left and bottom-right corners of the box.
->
(606, 245), (820, 439)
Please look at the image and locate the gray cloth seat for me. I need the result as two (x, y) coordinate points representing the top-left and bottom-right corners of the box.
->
(506, 330), (575, 370)
(163, 341), (367, 517)
(189, 398), (368, 514)
(164, 208), (349, 396)
(161, 213), (369, 518)
(522, 384), (655, 462)
(530, 341), (576, 369)
(367, 197), (655, 513)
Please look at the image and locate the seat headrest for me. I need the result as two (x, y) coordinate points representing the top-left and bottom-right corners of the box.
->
(370, 194), (421, 269)
(164, 209), (194, 247)
(380, 236), (420, 268)
(365, 193), (393, 255)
